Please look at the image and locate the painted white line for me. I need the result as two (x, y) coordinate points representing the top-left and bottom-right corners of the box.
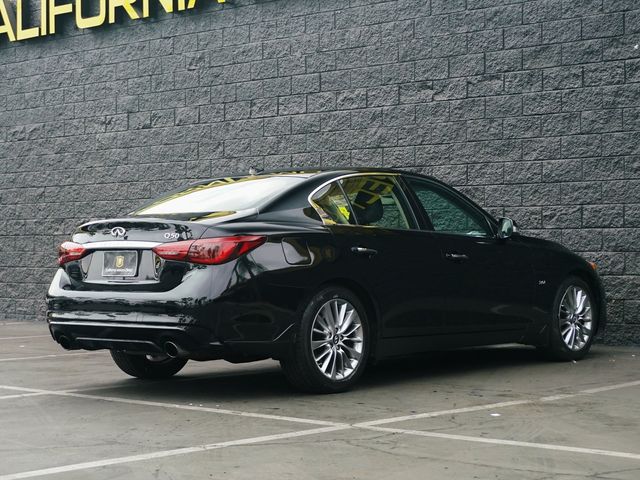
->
(580, 379), (640, 394)
(0, 392), (50, 400)
(539, 393), (575, 401)
(0, 377), (638, 478)
(0, 385), (344, 427)
(0, 367), (282, 401)
(0, 425), (350, 480)
(0, 352), (99, 363)
(0, 335), (50, 341)
(356, 400), (532, 427)
(0, 386), (50, 394)
(358, 379), (640, 427)
(63, 391), (344, 426)
(361, 425), (640, 461)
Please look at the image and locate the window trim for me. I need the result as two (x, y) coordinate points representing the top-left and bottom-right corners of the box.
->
(402, 175), (496, 239)
(308, 172), (419, 231)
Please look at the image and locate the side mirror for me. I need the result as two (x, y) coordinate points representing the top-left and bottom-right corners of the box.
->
(497, 217), (514, 240)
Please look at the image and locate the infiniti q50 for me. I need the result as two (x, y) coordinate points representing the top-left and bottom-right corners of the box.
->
(47, 169), (605, 393)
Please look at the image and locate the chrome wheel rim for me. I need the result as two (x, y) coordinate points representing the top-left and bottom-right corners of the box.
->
(558, 285), (593, 351)
(310, 299), (363, 381)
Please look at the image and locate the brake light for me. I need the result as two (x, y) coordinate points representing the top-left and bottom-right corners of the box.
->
(151, 240), (192, 262)
(152, 236), (266, 265)
(58, 242), (87, 266)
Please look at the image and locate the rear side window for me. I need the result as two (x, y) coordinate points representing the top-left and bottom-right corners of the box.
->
(309, 182), (355, 225)
(340, 176), (415, 230)
(406, 178), (491, 237)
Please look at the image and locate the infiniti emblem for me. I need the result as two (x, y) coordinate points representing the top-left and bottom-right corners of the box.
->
(110, 226), (127, 238)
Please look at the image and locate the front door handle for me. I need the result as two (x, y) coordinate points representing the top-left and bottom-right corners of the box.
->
(351, 246), (378, 257)
(444, 252), (469, 262)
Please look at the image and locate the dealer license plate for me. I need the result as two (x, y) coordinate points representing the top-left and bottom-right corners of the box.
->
(102, 251), (138, 277)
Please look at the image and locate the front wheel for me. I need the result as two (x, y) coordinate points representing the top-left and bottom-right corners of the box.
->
(280, 287), (369, 393)
(539, 277), (597, 361)
(111, 351), (188, 379)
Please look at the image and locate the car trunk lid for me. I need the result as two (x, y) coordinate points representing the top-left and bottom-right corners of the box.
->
(73, 218), (210, 244)
(65, 218), (211, 291)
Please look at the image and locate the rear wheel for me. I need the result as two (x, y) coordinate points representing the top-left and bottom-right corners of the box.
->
(110, 351), (188, 379)
(539, 277), (597, 361)
(280, 286), (369, 393)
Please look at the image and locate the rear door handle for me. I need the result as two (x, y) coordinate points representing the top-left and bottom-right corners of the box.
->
(444, 252), (469, 262)
(351, 246), (378, 257)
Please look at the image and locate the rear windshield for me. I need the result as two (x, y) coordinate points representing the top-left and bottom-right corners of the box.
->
(132, 176), (306, 220)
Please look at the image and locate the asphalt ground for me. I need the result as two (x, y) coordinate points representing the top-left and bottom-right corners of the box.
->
(1, 321), (639, 480)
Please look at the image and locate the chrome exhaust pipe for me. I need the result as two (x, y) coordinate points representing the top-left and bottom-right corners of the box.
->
(163, 341), (186, 358)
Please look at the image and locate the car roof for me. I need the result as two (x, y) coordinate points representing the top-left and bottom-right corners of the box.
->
(249, 167), (437, 182)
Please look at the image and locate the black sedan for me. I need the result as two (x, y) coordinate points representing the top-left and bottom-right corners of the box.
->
(47, 169), (606, 393)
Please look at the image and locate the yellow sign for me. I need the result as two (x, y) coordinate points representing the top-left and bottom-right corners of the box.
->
(114, 255), (125, 269)
(0, 0), (225, 42)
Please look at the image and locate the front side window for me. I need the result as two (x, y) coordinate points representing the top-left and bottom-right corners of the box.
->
(406, 178), (491, 237)
(340, 176), (415, 230)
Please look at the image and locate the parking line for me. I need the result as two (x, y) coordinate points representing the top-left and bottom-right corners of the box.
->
(360, 425), (640, 461)
(356, 399), (532, 427)
(0, 425), (350, 480)
(0, 376), (639, 478)
(0, 392), (50, 400)
(357, 379), (640, 427)
(0, 335), (50, 341)
(0, 385), (346, 427)
(0, 352), (99, 363)
(580, 379), (640, 394)
(0, 365), (281, 401)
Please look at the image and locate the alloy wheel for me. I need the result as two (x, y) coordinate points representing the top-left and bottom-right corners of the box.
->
(310, 299), (364, 381)
(558, 285), (593, 351)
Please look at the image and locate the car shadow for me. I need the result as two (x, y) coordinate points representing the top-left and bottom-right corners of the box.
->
(90, 345), (610, 401)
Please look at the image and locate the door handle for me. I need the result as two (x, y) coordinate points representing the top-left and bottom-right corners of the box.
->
(444, 252), (469, 262)
(351, 246), (378, 257)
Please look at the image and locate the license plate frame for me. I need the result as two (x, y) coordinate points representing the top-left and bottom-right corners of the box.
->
(102, 251), (139, 277)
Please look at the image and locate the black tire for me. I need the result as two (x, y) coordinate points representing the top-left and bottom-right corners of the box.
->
(538, 276), (597, 362)
(280, 286), (370, 394)
(110, 351), (188, 379)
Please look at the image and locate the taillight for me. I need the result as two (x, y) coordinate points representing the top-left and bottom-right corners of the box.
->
(152, 236), (266, 265)
(150, 240), (192, 262)
(58, 242), (87, 266)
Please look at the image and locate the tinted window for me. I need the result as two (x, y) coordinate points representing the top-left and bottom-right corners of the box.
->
(340, 176), (415, 230)
(133, 176), (306, 219)
(407, 178), (491, 237)
(310, 182), (355, 225)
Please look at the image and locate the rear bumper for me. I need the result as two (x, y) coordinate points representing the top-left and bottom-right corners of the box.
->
(46, 258), (305, 360)
(47, 311), (295, 361)
(48, 309), (216, 355)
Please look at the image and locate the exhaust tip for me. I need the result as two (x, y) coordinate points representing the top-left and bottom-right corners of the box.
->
(164, 341), (181, 358)
(58, 336), (72, 350)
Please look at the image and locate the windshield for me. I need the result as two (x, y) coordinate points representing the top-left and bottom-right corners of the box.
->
(132, 175), (306, 219)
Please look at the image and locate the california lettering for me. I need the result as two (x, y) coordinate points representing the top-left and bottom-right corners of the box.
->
(0, 0), (220, 42)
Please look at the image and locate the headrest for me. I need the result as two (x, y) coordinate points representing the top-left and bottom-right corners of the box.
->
(352, 193), (383, 225)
